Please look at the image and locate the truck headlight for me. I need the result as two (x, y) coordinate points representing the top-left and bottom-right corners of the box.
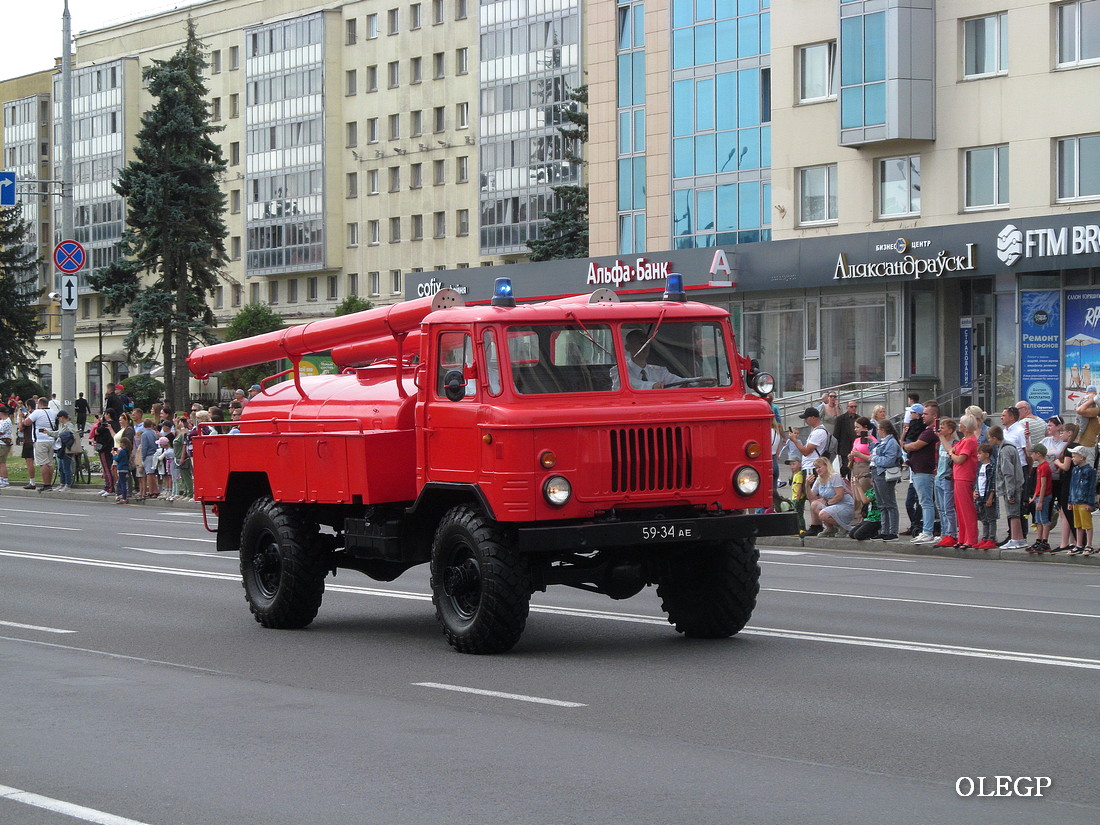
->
(751, 372), (775, 396)
(734, 466), (760, 496)
(543, 475), (572, 506)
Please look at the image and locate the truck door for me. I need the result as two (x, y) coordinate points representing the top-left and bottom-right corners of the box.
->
(423, 330), (481, 482)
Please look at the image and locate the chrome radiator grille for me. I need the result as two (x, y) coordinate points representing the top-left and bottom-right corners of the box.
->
(609, 426), (693, 493)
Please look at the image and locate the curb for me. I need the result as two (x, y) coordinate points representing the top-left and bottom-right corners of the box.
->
(0, 483), (201, 508)
(757, 534), (1100, 566)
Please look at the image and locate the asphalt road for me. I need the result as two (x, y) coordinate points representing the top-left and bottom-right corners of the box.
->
(1, 495), (1097, 825)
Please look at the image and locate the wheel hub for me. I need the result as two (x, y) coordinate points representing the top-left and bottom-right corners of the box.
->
(443, 557), (481, 618)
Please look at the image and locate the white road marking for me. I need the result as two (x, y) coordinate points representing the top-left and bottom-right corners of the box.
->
(0, 620), (76, 634)
(414, 682), (586, 707)
(126, 518), (205, 525)
(759, 549), (813, 556)
(128, 548), (226, 558)
(760, 559), (970, 578)
(0, 506), (75, 517)
(0, 521), (81, 531)
(3, 548), (1096, 671)
(764, 587), (1100, 620)
(119, 533), (215, 543)
(0, 782), (154, 825)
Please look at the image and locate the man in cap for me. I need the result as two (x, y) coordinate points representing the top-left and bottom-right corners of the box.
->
(233, 388), (247, 406)
(248, 384), (262, 399)
(104, 383), (124, 419)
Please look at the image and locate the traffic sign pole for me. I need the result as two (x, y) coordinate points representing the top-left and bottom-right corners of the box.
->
(59, 1), (77, 411)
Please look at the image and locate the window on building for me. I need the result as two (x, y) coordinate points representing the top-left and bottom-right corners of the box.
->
(211, 50), (222, 74)
(348, 272), (359, 295)
(878, 155), (921, 217)
(366, 65), (378, 92)
(839, 11), (886, 129)
(388, 8), (400, 34)
(389, 113), (401, 139)
(250, 282), (260, 304)
(411, 56), (423, 84)
(457, 208), (469, 236)
(307, 277), (318, 301)
(346, 121), (358, 146)
(230, 142), (240, 165)
(411, 3), (422, 29)
(456, 0), (467, 19)
(411, 109), (423, 136)
(433, 159), (445, 185)
(346, 70), (357, 96)
(232, 284), (242, 307)
(390, 217), (402, 242)
(456, 102), (469, 129)
(232, 236), (242, 260)
(1057, 134), (1100, 200)
(433, 0), (444, 25)
(211, 97), (222, 121)
(434, 52), (446, 79)
(964, 145), (1009, 209)
(963, 13), (1008, 78)
(347, 222), (359, 246)
(412, 213), (424, 239)
(368, 169), (379, 194)
(411, 162), (423, 189)
(456, 47), (469, 75)
(389, 166), (401, 192)
(799, 42), (837, 102)
(1058, 0), (1100, 66)
(799, 164), (838, 224)
(388, 61), (400, 88)
(230, 189), (241, 213)
(346, 172), (358, 198)
(230, 93), (240, 118)
(287, 279), (298, 304)
(368, 220), (380, 244)
(434, 211), (446, 238)
(391, 269), (402, 295)
(229, 46), (240, 70)
(268, 280), (280, 305)
(369, 271), (381, 296)
(346, 18), (357, 45)
(433, 106), (446, 132)
(456, 155), (469, 183)
(327, 275), (339, 300)
(367, 118), (379, 143)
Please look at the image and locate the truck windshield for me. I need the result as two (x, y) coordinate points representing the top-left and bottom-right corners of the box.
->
(612, 321), (733, 390)
(506, 324), (618, 394)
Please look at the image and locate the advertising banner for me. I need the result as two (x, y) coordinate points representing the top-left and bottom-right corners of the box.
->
(1020, 291), (1061, 418)
(1064, 290), (1100, 410)
(959, 317), (973, 390)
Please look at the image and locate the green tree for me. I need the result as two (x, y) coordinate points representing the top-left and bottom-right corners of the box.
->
(220, 303), (285, 392)
(0, 205), (43, 380)
(119, 374), (166, 412)
(88, 19), (228, 410)
(527, 85), (589, 262)
(334, 295), (374, 316)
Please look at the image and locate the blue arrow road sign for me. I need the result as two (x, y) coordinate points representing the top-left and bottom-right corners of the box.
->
(0, 172), (15, 206)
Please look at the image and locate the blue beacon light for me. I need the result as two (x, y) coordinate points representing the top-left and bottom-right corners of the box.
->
(663, 273), (687, 302)
(491, 276), (516, 307)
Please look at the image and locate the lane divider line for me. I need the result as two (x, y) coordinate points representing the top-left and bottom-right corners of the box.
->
(413, 682), (586, 707)
(0, 620), (76, 634)
(760, 559), (971, 578)
(0, 782), (155, 825)
(764, 587), (1100, 620)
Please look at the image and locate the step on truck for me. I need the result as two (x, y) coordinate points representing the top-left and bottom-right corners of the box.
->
(186, 275), (797, 653)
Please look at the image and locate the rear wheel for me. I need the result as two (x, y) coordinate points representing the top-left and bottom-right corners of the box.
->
(239, 498), (328, 628)
(657, 538), (759, 638)
(430, 505), (531, 654)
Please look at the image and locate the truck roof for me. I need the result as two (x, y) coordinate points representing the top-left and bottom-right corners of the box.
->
(423, 298), (730, 327)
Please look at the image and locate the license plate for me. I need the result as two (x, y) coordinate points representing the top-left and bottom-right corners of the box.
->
(640, 523), (696, 542)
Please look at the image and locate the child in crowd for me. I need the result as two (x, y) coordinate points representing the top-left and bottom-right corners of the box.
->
(1028, 444), (1053, 553)
(850, 476), (880, 540)
(114, 437), (132, 504)
(1067, 446), (1096, 555)
(154, 436), (175, 500)
(788, 459), (806, 534)
(974, 443), (998, 549)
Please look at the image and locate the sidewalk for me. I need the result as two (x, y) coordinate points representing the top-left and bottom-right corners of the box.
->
(0, 481), (199, 509)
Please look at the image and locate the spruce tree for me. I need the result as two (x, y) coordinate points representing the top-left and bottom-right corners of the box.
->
(89, 19), (228, 408)
(527, 85), (589, 262)
(0, 205), (43, 380)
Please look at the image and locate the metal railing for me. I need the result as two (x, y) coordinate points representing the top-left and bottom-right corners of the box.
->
(774, 379), (913, 427)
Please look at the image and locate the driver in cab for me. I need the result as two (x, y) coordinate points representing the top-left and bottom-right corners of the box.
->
(620, 329), (684, 390)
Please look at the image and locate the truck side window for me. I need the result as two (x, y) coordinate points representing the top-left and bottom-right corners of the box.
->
(436, 331), (475, 398)
(482, 330), (502, 396)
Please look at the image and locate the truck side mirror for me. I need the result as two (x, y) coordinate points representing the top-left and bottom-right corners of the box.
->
(443, 369), (466, 402)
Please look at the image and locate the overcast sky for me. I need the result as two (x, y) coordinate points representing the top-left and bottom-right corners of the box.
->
(3, 1), (206, 81)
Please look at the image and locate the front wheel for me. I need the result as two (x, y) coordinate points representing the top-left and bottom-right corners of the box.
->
(430, 505), (531, 654)
(239, 498), (328, 629)
(657, 538), (760, 638)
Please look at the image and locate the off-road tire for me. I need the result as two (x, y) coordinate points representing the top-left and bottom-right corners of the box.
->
(657, 538), (760, 638)
(239, 497), (328, 629)
(430, 505), (531, 654)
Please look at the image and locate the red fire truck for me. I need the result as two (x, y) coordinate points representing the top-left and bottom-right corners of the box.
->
(186, 276), (796, 653)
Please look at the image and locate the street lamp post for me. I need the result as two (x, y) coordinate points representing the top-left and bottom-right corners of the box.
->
(59, 0), (77, 409)
(97, 320), (117, 412)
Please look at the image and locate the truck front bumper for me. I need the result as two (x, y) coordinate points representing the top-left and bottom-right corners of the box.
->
(515, 512), (799, 554)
